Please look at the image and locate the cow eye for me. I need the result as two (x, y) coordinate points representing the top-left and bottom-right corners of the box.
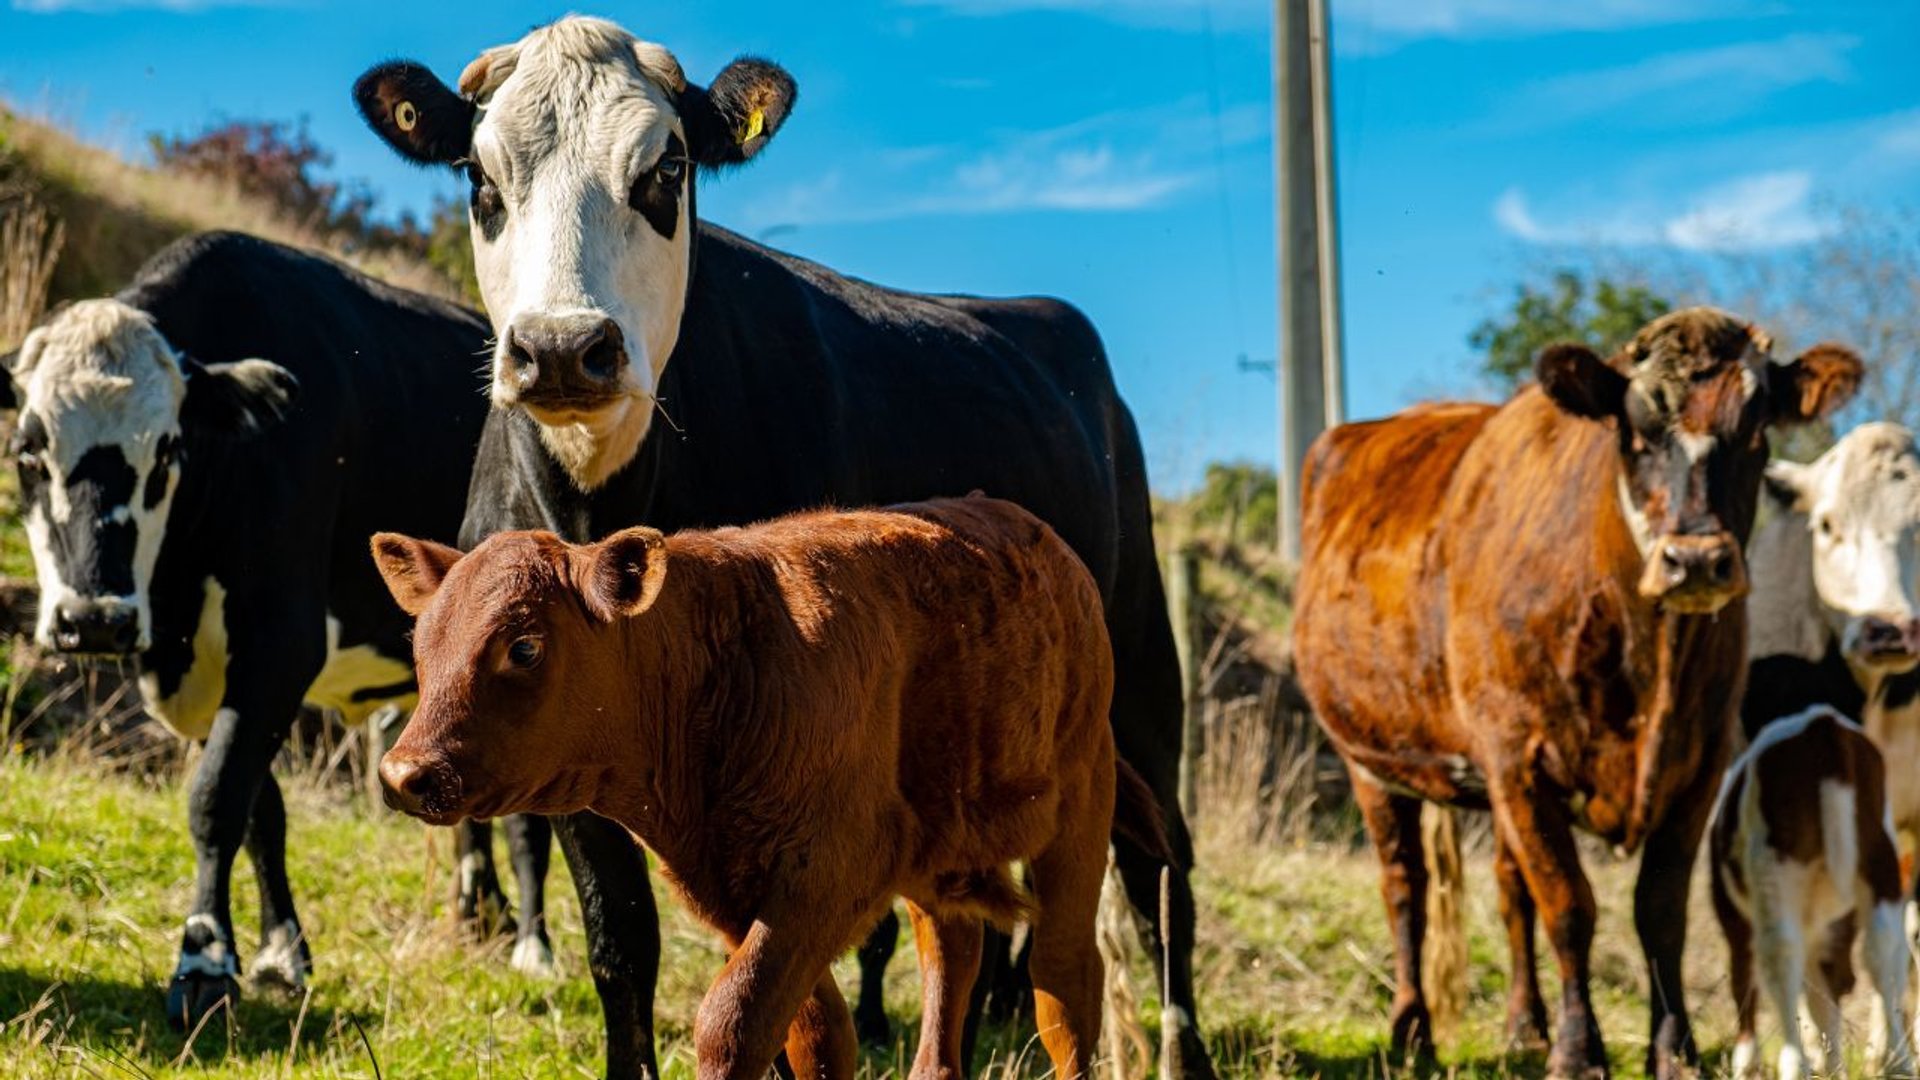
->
(506, 636), (544, 669)
(466, 162), (505, 230)
(1817, 516), (1836, 538)
(655, 156), (686, 185)
(15, 450), (43, 475)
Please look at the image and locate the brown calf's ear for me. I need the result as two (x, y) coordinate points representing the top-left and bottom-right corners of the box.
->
(371, 532), (463, 616)
(353, 61), (476, 166)
(1536, 342), (1627, 421)
(580, 527), (669, 622)
(1769, 343), (1863, 427)
(682, 57), (797, 168)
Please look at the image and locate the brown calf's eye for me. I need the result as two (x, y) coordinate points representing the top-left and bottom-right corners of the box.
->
(507, 636), (544, 669)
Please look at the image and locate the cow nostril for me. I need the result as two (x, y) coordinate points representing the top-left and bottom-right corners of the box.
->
(1660, 546), (1686, 583)
(1709, 551), (1734, 584)
(579, 321), (625, 381)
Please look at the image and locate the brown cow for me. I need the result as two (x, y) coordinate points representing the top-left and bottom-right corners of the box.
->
(1292, 308), (1863, 1079)
(1709, 705), (1913, 1080)
(370, 496), (1120, 1080)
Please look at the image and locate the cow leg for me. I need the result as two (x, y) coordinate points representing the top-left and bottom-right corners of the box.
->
(852, 907), (899, 1045)
(1712, 865), (1760, 1080)
(959, 923), (1010, 1070)
(1494, 832), (1549, 1050)
(1491, 780), (1604, 1080)
(554, 810), (661, 1080)
(243, 772), (309, 995)
(1347, 766), (1432, 1057)
(167, 674), (303, 1030)
(1633, 754), (1722, 1080)
(504, 814), (555, 976)
(697, 914), (858, 1080)
(1808, 917), (1851, 1077)
(1027, 775), (1109, 1080)
(904, 901), (983, 1080)
(454, 818), (516, 941)
(1108, 598), (1214, 1080)
(1861, 899), (1913, 1075)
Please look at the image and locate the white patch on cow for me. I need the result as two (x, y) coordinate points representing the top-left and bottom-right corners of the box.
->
(1616, 473), (1656, 558)
(250, 918), (309, 991)
(1739, 362), (1761, 403)
(12, 300), (187, 651)
(1675, 431), (1716, 465)
(464, 17), (694, 491)
(305, 615), (416, 723)
(460, 849), (488, 898)
(510, 934), (557, 978)
(137, 576), (230, 740)
(175, 912), (238, 978)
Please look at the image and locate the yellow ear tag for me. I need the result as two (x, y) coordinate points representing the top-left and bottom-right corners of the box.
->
(740, 107), (765, 145)
(394, 100), (419, 133)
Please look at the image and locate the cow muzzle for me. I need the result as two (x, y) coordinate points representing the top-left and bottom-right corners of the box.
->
(499, 313), (630, 416)
(1848, 615), (1920, 670)
(377, 750), (466, 825)
(1638, 532), (1747, 613)
(50, 596), (145, 655)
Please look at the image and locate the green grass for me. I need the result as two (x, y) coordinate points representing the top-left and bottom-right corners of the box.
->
(0, 743), (1892, 1078)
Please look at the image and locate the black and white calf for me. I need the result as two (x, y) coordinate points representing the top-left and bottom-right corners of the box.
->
(1710, 706), (1915, 1079)
(0, 232), (517, 1026)
(1747, 423), (1920, 851)
(355, 15), (1213, 1080)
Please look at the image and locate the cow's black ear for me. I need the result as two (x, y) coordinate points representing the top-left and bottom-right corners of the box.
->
(181, 357), (298, 439)
(354, 61), (475, 166)
(0, 350), (17, 411)
(1537, 342), (1627, 422)
(682, 57), (796, 169)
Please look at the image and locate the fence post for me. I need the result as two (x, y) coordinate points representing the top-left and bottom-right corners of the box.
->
(1170, 546), (1202, 822)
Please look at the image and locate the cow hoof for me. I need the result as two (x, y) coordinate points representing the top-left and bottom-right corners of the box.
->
(1505, 1006), (1551, 1051)
(852, 1004), (891, 1046)
(165, 972), (239, 1031)
(509, 935), (557, 979)
(249, 919), (310, 997)
(1547, 1045), (1610, 1080)
(1162, 1005), (1218, 1080)
(1387, 998), (1434, 1059)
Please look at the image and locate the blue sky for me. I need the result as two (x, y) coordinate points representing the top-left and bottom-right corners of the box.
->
(5, 1), (1918, 493)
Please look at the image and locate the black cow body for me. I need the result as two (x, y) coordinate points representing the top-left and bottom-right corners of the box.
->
(458, 222), (1205, 1078)
(32, 233), (509, 1022)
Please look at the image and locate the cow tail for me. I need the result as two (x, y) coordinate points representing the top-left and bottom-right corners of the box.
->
(1421, 803), (1468, 1041)
(1113, 757), (1179, 869)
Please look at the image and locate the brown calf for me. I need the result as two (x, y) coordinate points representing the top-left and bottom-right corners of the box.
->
(1711, 706), (1914, 1080)
(1293, 308), (1862, 1079)
(371, 496), (1117, 1080)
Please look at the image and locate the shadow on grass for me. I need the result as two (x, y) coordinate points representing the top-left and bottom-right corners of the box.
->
(0, 965), (378, 1069)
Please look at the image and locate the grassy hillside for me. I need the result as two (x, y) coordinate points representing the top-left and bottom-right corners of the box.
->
(0, 106), (458, 318)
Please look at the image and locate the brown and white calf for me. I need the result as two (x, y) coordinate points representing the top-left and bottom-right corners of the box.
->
(1710, 705), (1915, 1079)
(370, 496), (1124, 1080)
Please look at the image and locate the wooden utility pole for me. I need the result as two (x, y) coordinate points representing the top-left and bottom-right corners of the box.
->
(1275, 0), (1345, 562)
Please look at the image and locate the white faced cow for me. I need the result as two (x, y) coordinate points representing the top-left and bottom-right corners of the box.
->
(1747, 422), (1920, 850)
(1, 232), (500, 1028)
(355, 16), (1212, 1080)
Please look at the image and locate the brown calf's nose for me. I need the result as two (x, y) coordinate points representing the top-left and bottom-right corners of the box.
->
(1640, 533), (1747, 610)
(378, 753), (443, 817)
(504, 314), (627, 398)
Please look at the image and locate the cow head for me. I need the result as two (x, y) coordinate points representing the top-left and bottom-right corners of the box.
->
(1764, 423), (1920, 671)
(370, 526), (666, 824)
(354, 16), (796, 492)
(1537, 307), (1862, 615)
(0, 300), (296, 654)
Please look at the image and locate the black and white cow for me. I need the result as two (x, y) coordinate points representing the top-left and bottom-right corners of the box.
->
(0, 231), (526, 1026)
(354, 15), (1213, 1080)
(1746, 422), (1920, 851)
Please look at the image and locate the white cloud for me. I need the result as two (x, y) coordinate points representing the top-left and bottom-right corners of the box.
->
(1495, 171), (1835, 253)
(900, 0), (1264, 30)
(1496, 33), (1856, 130)
(1340, 0), (1752, 37)
(12, 0), (282, 10)
(742, 96), (1261, 228)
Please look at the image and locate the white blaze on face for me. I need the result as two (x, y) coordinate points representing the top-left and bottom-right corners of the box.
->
(1762, 423), (1920, 668)
(9, 300), (186, 651)
(464, 18), (694, 490)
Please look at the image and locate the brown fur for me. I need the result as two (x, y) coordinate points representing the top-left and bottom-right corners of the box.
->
(373, 496), (1116, 1080)
(1292, 309), (1863, 1079)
